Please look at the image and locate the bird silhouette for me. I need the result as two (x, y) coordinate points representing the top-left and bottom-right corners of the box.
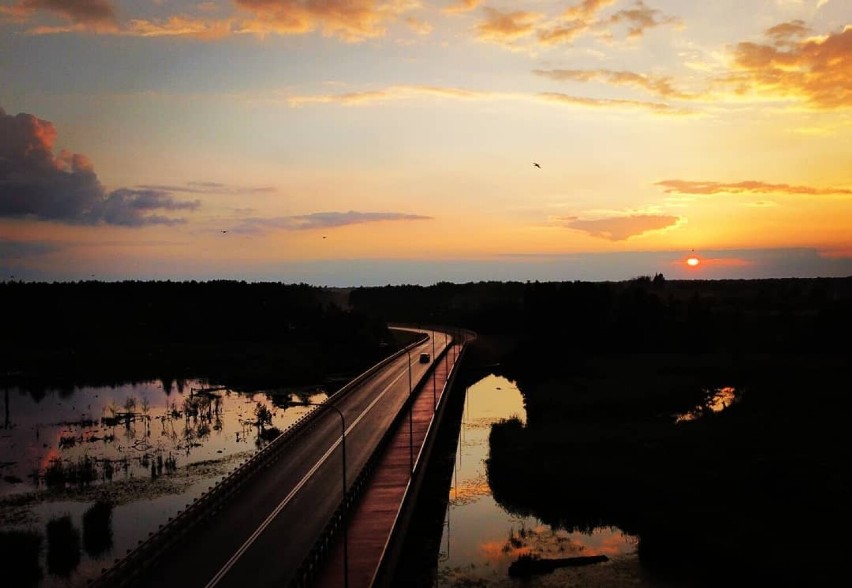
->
(221, 230), (228, 234)
(533, 162), (541, 169)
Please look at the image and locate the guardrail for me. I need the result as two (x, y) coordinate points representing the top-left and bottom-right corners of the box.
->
(370, 328), (475, 587)
(89, 330), (429, 587)
(289, 328), (476, 588)
(287, 330), (455, 587)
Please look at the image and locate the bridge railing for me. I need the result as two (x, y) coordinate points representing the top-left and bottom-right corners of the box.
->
(371, 328), (475, 587)
(288, 327), (475, 588)
(287, 328), (459, 587)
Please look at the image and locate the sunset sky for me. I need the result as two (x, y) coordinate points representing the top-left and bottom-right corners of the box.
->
(1, 0), (851, 285)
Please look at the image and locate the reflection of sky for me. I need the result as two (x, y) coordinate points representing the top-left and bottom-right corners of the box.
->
(0, 380), (327, 588)
(1, 380), (326, 498)
(676, 386), (737, 423)
(709, 387), (737, 413)
(437, 374), (642, 587)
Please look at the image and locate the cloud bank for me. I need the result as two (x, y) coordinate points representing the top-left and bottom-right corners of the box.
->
(2, 0), (683, 48)
(137, 182), (275, 195)
(723, 23), (852, 109)
(4, 0), (116, 25)
(0, 107), (199, 226)
(1, 0), (118, 33)
(233, 211), (432, 234)
(534, 68), (695, 100)
(558, 214), (680, 241)
(234, 0), (413, 42)
(656, 179), (852, 196)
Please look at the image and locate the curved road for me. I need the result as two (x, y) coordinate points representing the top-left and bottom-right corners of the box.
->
(96, 328), (446, 588)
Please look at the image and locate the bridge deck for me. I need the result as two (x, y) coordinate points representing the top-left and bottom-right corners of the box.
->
(314, 344), (461, 588)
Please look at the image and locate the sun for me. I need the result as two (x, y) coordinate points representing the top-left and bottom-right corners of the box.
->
(686, 256), (700, 267)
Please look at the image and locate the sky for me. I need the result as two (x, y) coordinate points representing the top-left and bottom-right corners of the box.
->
(1, 0), (851, 286)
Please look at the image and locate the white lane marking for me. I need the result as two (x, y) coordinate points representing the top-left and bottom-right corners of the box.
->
(205, 359), (410, 588)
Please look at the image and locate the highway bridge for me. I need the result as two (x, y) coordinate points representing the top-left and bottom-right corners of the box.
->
(90, 326), (471, 588)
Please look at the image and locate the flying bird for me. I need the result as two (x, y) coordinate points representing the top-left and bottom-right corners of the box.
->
(533, 162), (541, 169)
(221, 230), (228, 234)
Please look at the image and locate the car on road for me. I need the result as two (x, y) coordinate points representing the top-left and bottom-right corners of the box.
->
(419, 352), (431, 363)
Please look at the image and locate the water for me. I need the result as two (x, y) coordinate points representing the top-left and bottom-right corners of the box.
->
(675, 386), (738, 423)
(435, 374), (666, 588)
(3, 374), (704, 587)
(0, 379), (327, 588)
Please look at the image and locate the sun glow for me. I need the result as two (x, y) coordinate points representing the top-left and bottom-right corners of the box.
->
(687, 256), (700, 267)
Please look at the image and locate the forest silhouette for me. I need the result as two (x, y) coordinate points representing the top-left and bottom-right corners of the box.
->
(3, 275), (851, 585)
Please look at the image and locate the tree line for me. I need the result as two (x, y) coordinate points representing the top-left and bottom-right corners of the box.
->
(4, 275), (851, 390)
(349, 275), (852, 358)
(1, 280), (393, 391)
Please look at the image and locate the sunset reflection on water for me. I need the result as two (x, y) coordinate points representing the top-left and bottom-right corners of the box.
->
(676, 386), (738, 423)
(0, 380), (327, 588)
(436, 374), (643, 587)
(1, 381), (326, 498)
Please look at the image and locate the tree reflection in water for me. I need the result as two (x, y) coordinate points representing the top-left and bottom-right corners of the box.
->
(435, 374), (641, 588)
(0, 379), (327, 588)
(83, 501), (113, 557)
(46, 515), (81, 578)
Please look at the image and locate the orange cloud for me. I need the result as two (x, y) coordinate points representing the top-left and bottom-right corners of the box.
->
(1, 0), (118, 33)
(2, 0), (415, 41)
(475, 7), (540, 44)
(538, 91), (690, 114)
(234, 0), (414, 42)
(605, 0), (680, 39)
(286, 84), (487, 106)
(723, 24), (852, 109)
(536, 21), (587, 45)
(443, 0), (480, 15)
(558, 214), (681, 241)
(656, 179), (852, 196)
(282, 83), (690, 115)
(494, 0), (677, 49)
(534, 68), (695, 100)
(766, 19), (811, 46)
(124, 16), (235, 39)
(562, 0), (616, 20)
(535, 0), (614, 45)
(0, 0), (683, 49)
(6, 0), (116, 25)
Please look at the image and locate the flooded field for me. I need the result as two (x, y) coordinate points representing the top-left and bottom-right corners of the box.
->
(0, 380), (328, 588)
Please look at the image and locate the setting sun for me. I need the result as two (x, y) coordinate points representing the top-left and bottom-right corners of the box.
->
(687, 257), (701, 267)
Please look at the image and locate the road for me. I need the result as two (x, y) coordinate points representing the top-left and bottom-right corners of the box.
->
(99, 327), (446, 588)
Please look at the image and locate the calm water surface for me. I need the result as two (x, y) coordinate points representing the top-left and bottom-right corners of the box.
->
(436, 374), (678, 588)
(0, 379), (327, 588)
